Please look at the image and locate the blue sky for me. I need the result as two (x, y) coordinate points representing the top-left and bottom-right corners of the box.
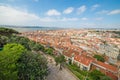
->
(0, 0), (120, 28)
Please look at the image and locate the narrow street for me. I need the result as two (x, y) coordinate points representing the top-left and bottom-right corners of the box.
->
(44, 54), (78, 80)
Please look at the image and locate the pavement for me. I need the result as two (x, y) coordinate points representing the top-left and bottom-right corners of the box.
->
(45, 55), (79, 80)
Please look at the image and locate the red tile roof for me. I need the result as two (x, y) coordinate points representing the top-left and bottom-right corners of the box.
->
(63, 49), (79, 57)
(74, 54), (94, 66)
(94, 61), (118, 72)
(106, 71), (118, 80)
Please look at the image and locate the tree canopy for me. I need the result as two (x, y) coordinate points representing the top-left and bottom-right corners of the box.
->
(0, 27), (18, 47)
(17, 51), (48, 80)
(94, 54), (105, 62)
(9, 35), (31, 50)
(0, 27), (19, 36)
(0, 43), (26, 80)
(89, 70), (111, 80)
(0, 35), (9, 47)
(55, 55), (65, 70)
(44, 48), (53, 55)
(0, 28), (48, 80)
(32, 43), (45, 51)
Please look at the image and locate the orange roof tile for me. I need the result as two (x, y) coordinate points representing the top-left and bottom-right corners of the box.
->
(74, 54), (94, 66)
(63, 49), (79, 57)
(94, 61), (118, 72)
(106, 72), (118, 80)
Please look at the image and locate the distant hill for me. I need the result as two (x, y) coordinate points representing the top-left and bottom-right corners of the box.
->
(0, 25), (64, 32)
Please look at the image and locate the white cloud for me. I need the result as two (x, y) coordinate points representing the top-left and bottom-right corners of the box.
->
(91, 4), (100, 11)
(94, 17), (103, 20)
(0, 5), (79, 26)
(63, 7), (74, 14)
(0, 5), (40, 25)
(96, 10), (108, 14)
(46, 9), (61, 16)
(39, 17), (79, 22)
(97, 9), (120, 15)
(0, 5), (119, 28)
(39, 17), (56, 22)
(61, 17), (79, 21)
(77, 5), (86, 14)
(108, 9), (120, 15)
(81, 17), (88, 20)
(77, 23), (120, 28)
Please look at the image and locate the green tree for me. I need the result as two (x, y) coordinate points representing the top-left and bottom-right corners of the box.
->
(101, 76), (112, 80)
(17, 51), (48, 80)
(89, 70), (104, 80)
(0, 43), (26, 80)
(0, 35), (8, 47)
(94, 55), (105, 62)
(33, 43), (45, 51)
(9, 35), (31, 50)
(89, 70), (111, 80)
(28, 40), (36, 50)
(55, 55), (65, 70)
(9, 35), (45, 51)
(0, 27), (19, 36)
(44, 48), (53, 55)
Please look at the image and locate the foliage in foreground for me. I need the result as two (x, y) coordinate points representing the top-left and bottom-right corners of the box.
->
(0, 35), (9, 47)
(0, 27), (19, 36)
(0, 27), (48, 80)
(67, 64), (89, 80)
(17, 51), (48, 80)
(44, 48), (53, 55)
(89, 70), (112, 80)
(0, 43), (48, 80)
(67, 64), (112, 80)
(55, 55), (65, 70)
(0, 43), (26, 80)
(0, 27), (18, 47)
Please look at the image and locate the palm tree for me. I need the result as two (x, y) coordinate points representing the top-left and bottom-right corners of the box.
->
(55, 55), (65, 70)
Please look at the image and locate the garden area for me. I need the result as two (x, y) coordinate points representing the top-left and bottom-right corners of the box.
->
(66, 64), (112, 80)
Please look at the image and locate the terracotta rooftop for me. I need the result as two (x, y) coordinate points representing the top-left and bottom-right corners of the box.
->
(94, 61), (118, 72)
(74, 54), (94, 66)
(63, 49), (79, 57)
(106, 71), (118, 80)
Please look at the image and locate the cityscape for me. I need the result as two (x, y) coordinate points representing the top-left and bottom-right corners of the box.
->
(21, 29), (120, 80)
(0, 0), (120, 80)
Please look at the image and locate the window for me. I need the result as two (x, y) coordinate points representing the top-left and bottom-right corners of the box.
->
(96, 67), (100, 71)
(82, 66), (88, 70)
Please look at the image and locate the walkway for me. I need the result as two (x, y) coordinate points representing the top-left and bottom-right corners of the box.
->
(45, 55), (79, 80)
